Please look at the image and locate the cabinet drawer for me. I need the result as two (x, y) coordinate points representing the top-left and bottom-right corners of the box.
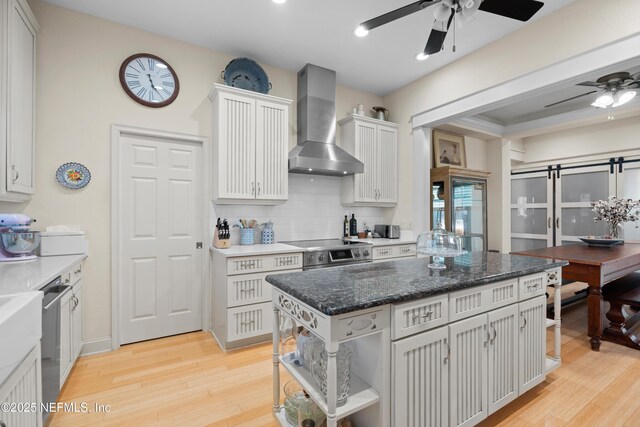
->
(227, 270), (302, 308)
(519, 273), (547, 301)
(392, 294), (448, 340)
(449, 279), (518, 322)
(227, 253), (302, 275)
(337, 308), (386, 341)
(71, 262), (83, 284)
(372, 244), (416, 260)
(226, 302), (272, 342)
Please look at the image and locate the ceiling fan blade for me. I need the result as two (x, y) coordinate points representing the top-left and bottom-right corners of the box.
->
(544, 91), (597, 108)
(576, 81), (601, 87)
(358, 0), (441, 31)
(423, 11), (454, 55)
(478, 0), (544, 22)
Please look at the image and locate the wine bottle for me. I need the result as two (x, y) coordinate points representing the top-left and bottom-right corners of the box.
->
(349, 214), (357, 236)
(343, 215), (349, 238)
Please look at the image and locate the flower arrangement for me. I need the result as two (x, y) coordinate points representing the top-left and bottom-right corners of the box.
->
(591, 196), (640, 239)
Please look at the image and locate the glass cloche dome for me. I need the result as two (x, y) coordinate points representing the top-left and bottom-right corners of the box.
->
(417, 228), (465, 269)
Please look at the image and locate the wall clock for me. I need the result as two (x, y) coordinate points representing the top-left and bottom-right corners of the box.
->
(119, 53), (179, 107)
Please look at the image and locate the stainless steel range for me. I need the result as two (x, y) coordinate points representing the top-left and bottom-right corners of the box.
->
(281, 239), (373, 270)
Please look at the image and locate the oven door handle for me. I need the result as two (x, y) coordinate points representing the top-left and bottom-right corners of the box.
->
(43, 285), (71, 311)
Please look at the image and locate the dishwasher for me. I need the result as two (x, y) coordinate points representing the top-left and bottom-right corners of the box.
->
(40, 276), (70, 423)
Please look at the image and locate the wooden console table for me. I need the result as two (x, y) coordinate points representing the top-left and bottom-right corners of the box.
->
(513, 243), (640, 351)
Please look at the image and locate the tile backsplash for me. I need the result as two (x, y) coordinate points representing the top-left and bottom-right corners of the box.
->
(211, 174), (387, 244)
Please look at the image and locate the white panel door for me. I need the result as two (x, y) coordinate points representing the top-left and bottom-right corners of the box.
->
(354, 121), (378, 202)
(518, 296), (546, 394)
(449, 314), (488, 427)
(392, 326), (449, 427)
(7, 0), (36, 194)
(377, 124), (397, 203)
(255, 99), (288, 200)
(510, 171), (553, 251)
(217, 93), (256, 199)
(487, 304), (518, 415)
(617, 161), (640, 243)
(119, 132), (203, 344)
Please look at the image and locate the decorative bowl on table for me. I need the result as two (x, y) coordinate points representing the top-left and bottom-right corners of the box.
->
(578, 236), (624, 247)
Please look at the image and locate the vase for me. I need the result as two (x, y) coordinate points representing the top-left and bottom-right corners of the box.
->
(607, 222), (622, 239)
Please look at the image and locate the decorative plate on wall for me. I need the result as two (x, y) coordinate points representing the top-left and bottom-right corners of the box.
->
(56, 162), (91, 189)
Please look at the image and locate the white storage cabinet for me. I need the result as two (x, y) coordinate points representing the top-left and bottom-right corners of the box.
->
(209, 84), (291, 204)
(60, 261), (84, 386)
(372, 243), (416, 262)
(0, 344), (42, 427)
(340, 115), (398, 206)
(0, 0), (39, 201)
(210, 250), (303, 350)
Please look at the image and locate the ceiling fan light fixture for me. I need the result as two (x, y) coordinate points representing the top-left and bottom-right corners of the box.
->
(592, 92), (614, 108)
(354, 25), (369, 37)
(415, 52), (429, 61)
(461, 0), (476, 9)
(434, 3), (452, 22)
(612, 90), (636, 107)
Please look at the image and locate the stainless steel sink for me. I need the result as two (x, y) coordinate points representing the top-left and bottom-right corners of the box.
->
(0, 292), (42, 385)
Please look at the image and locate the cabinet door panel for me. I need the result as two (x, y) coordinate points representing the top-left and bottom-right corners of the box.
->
(72, 281), (83, 359)
(59, 292), (72, 384)
(487, 304), (518, 414)
(393, 326), (448, 427)
(255, 100), (288, 200)
(518, 296), (546, 394)
(377, 125), (397, 203)
(7, 2), (36, 194)
(217, 93), (256, 199)
(449, 315), (488, 427)
(354, 122), (377, 202)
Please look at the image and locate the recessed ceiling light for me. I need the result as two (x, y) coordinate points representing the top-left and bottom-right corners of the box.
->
(343, 171), (348, 174)
(415, 52), (429, 61)
(354, 26), (369, 37)
(272, 0), (286, 4)
(308, 168), (313, 172)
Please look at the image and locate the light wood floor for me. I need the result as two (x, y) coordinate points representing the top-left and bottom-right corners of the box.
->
(52, 295), (640, 426)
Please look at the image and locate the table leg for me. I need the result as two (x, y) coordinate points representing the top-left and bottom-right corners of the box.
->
(587, 284), (604, 351)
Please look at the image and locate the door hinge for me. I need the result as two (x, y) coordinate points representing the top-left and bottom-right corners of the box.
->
(196, 242), (203, 249)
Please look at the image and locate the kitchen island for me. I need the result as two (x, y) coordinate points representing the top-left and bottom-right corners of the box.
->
(266, 252), (567, 427)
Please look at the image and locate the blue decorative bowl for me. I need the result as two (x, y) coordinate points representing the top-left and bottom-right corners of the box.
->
(221, 58), (271, 94)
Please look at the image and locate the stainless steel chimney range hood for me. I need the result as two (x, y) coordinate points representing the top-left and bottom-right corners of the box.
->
(288, 64), (364, 176)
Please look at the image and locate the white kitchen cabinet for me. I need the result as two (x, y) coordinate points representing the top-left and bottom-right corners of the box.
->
(210, 250), (302, 350)
(487, 304), (519, 414)
(0, 0), (38, 201)
(60, 262), (84, 387)
(392, 326), (449, 427)
(449, 314), (488, 427)
(339, 115), (398, 206)
(518, 295), (546, 394)
(0, 344), (42, 427)
(209, 84), (291, 204)
(372, 243), (416, 262)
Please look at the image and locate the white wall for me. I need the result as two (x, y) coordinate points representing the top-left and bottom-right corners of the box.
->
(213, 174), (385, 244)
(23, 0), (384, 346)
(519, 115), (640, 166)
(464, 136), (487, 170)
(382, 0), (640, 229)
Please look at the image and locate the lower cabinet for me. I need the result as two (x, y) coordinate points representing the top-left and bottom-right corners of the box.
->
(392, 326), (449, 427)
(392, 281), (547, 427)
(372, 243), (416, 263)
(0, 344), (42, 427)
(60, 266), (83, 386)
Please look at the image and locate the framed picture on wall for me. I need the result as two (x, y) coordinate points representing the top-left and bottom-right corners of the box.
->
(433, 130), (467, 168)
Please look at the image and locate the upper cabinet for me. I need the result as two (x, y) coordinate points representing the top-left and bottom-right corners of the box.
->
(0, 0), (39, 202)
(209, 84), (291, 204)
(339, 115), (398, 206)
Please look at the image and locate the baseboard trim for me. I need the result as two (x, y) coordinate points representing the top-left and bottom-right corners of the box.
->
(80, 337), (112, 356)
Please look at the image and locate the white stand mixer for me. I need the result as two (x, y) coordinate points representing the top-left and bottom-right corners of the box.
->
(0, 214), (40, 262)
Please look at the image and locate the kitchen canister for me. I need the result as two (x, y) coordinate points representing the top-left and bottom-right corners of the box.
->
(240, 228), (255, 245)
(261, 228), (274, 244)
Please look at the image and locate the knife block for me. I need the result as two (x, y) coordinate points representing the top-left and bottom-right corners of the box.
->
(213, 227), (231, 249)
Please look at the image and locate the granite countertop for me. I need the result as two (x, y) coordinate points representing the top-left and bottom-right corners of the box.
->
(266, 252), (567, 316)
(210, 243), (302, 257)
(0, 254), (87, 295)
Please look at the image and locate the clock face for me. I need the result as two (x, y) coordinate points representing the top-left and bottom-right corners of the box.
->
(119, 53), (179, 107)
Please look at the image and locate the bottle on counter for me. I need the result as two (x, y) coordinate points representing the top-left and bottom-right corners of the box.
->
(349, 214), (357, 236)
(343, 215), (349, 238)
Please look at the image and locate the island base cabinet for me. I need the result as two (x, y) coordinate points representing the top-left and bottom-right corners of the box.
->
(449, 315), (488, 427)
(487, 304), (519, 414)
(0, 344), (42, 427)
(518, 296), (546, 394)
(392, 326), (449, 427)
